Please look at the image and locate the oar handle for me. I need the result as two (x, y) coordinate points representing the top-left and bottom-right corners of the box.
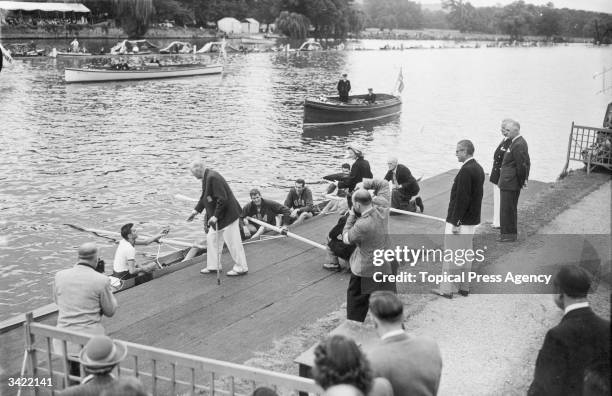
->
(389, 208), (446, 223)
(77, 227), (205, 250)
(246, 217), (327, 251)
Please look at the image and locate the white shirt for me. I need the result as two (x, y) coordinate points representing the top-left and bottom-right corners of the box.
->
(564, 301), (589, 315)
(381, 329), (405, 340)
(113, 239), (135, 273)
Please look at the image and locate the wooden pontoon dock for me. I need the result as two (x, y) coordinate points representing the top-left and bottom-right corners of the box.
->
(0, 170), (550, 395)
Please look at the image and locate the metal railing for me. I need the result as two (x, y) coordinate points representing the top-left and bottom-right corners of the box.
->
(20, 313), (321, 396)
(561, 122), (612, 177)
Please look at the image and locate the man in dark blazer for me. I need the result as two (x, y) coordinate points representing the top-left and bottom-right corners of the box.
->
(490, 120), (512, 228)
(337, 73), (351, 103)
(528, 265), (610, 396)
(384, 156), (423, 213)
(497, 119), (530, 242)
(187, 160), (248, 276)
(432, 140), (484, 298)
(365, 291), (442, 396)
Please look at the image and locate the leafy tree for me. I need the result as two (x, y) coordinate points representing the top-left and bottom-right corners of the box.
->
(443, 0), (480, 32)
(536, 2), (561, 38)
(275, 10), (310, 38)
(496, 1), (536, 41)
(112, 0), (155, 38)
(363, 0), (423, 29)
(154, 0), (193, 26)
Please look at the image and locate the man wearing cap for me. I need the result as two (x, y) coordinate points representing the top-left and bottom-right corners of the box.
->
(365, 291), (442, 396)
(342, 181), (396, 322)
(364, 88), (376, 104)
(187, 159), (248, 276)
(528, 265), (610, 396)
(384, 156), (423, 213)
(337, 73), (351, 103)
(57, 335), (130, 395)
(54, 243), (118, 377)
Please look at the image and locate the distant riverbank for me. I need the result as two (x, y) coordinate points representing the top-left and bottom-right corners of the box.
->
(1, 25), (593, 44)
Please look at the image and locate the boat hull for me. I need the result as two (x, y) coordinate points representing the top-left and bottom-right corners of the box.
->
(65, 64), (223, 83)
(303, 94), (402, 126)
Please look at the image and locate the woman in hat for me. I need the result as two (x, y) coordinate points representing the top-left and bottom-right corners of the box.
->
(57, 335), (133, 396)
(337, 144), (373, 208)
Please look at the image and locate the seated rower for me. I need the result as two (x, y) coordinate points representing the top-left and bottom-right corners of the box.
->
(112, 223), (169, 280)
(364, 88), (376, 104)
(320, 163), (351, 215)
(284, 178), (317, 227)
(241, 188), (290, 240)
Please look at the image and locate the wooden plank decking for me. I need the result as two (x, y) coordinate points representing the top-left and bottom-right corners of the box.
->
(0, 169), (550, 394)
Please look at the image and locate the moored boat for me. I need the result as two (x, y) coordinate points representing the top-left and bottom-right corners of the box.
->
(303, 93), (402, 126)
(65, 63), (223, 83)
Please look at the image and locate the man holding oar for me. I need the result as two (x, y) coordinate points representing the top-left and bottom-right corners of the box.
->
(187, 160), (248, 276)
(112, 223), (169, 280)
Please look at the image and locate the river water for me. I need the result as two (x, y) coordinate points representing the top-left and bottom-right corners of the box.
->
(0, 42), (610, 321)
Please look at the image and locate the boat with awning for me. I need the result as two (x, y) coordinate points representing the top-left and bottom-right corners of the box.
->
(65, 63), (223, 83)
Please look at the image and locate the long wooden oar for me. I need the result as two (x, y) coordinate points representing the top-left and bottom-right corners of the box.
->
(65, 224), (205, 249)
(246, 217), (327, 251)
(389, 208), (446, 223)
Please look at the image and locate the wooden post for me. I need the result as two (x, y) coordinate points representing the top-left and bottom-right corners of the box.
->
(23, 312), (39, 396)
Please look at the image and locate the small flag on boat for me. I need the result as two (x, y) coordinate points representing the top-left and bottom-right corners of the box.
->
(396, 68), (404, 94)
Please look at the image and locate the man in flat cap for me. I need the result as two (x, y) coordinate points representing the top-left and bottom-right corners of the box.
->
(54, 242), (118, 378)
(528, 265), (610, 396)
(337, 73), (351, 103)
(364, 88), (376, 104)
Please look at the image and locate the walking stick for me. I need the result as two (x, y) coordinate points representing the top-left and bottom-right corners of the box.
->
(214, 223), (222, 285)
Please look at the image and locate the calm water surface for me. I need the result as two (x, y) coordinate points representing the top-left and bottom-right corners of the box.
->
(1, 43), (610, 320)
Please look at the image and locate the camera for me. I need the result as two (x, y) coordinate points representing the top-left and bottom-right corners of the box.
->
(95, 258), (105, 274)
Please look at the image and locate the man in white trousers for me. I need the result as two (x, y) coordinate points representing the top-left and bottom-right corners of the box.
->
(490, 120), (512, 228)
(432, 140), (484, 298)
(187, 160), (248, 276)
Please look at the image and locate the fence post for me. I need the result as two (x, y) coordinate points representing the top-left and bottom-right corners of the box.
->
(23, 312), (40, 396)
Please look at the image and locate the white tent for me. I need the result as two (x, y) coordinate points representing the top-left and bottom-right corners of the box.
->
(217, 17), (241, 34)
(0, 1), (90, 12)
(241, 17), (259, 34)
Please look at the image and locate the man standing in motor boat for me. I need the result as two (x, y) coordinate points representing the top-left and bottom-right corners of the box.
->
(337, 73), (351, 103)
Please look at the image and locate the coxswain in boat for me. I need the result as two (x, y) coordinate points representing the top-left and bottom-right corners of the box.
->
(187, 159), (248, 276)
(284, 178), (318, 227)
(364, 88), (376, 104)
(337, 73), (351, 103)
(241, 188), (291, 240)
(111, 223), (169, 280)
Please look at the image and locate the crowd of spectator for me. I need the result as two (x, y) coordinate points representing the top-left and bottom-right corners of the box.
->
(2, 14), (88, 27)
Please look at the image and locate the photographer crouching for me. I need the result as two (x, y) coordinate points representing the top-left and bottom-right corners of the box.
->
(53, 242), (118, 383)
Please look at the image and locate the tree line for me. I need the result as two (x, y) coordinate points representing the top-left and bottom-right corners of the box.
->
(75, 0), (612, 42)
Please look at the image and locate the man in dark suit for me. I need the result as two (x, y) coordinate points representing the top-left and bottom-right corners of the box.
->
(384, 156), (423, 213)
(187, 160), (248, 276)
(490, 120), (512, 228)
(497, 119), (530, 242)
(365, 291), (442, 396)
(432, 140), (485, 298)
(337, 73), (351, 103)
(528, 265), (610, 396)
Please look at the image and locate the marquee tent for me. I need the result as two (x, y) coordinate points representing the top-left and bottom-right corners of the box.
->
(217, 17), (241, 34)
(0, 1), (90, 12)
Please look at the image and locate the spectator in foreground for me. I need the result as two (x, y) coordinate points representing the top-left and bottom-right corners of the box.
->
(100, 377), (149, 396)
(251, 387), (279, 396)
(365, 291), (442, 396)
(313, 335), (393, 396)
(57, 335), (128, 395)
(528, 265), (610, 396)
